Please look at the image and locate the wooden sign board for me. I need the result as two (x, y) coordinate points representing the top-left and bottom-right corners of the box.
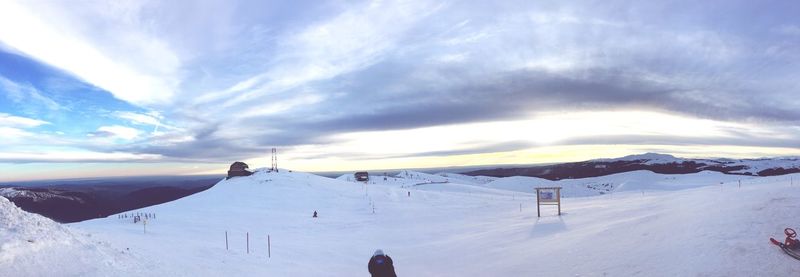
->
(535, 187), (562, 217)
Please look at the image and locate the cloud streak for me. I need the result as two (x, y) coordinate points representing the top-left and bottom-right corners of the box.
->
(0, 113), (49, 128)
(0, 1), (180, 106)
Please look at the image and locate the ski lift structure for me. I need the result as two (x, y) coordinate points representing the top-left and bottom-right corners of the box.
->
(269, 148), (279, 172)
(535, 186), (562, 217)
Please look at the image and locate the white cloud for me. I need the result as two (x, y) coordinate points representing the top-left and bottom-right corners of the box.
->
(238, 93), (325, 118)
(0, 127), (36, 141)
(0, 150), (162, 162)
(288, 110), (781, 159)
(0, 113), (49, 128)
(0, 1), (180, 106)
(114, 111), (162, 126)
(88, 125), (142, 140)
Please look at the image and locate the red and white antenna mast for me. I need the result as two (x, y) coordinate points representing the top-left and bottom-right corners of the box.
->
(271, 148), (278, 172)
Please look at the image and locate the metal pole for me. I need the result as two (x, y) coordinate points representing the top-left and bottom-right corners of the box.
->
(225, 231), (228, 250)
(536, 190), (540, 217)
(247, 232), (250, 254)
(268, 235), (271, 258)
(557, 189), (561, 216)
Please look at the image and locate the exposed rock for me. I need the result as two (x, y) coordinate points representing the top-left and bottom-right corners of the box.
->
(227, 161), (253, 179)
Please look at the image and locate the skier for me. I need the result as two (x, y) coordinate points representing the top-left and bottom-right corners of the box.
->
(368, 249), (396, 277)
(313, 211), (318, 218)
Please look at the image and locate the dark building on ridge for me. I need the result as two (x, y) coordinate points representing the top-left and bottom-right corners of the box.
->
(227, 161), (253, 179)
(355, 171), (369, 182)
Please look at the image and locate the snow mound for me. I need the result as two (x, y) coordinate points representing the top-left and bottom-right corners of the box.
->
(335, 173), (352, 181)
(0, 197), (145, 276)
(394, 170), (449, 183)
(483, 170), (750, 197)
(434, 172), (497, 185)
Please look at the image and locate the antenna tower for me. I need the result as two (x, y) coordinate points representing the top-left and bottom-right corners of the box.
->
(271, 148), (278, 172)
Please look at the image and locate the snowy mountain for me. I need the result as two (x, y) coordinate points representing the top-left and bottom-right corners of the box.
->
(465, 152), (800, 180)
(0, 187), (85, 203)
(56, 169), (800, 276)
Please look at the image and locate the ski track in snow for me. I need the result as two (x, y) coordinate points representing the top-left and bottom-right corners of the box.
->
(2, 170), (799, 276)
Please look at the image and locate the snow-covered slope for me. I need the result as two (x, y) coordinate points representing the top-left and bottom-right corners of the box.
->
(435, 172), (497, 185)
(0, 197), (145, 276)
(64, 169), (800, 276)
(482, 170), (752, 197)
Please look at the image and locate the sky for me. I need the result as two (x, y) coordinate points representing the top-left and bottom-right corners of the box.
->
(1, 0), (800, 181)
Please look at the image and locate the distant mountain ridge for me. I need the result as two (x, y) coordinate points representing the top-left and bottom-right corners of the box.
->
(463, 153), (800, 180)
(0, 176), (221, 223)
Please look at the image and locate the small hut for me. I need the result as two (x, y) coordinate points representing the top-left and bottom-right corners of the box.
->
(227, 161), (253, 179)
(354, 171), (369, 182)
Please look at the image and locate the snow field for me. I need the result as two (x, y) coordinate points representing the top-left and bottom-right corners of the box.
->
(68, 170), (800, 276)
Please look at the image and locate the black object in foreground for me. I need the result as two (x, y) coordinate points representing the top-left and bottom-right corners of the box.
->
(368, 249), (397, 277)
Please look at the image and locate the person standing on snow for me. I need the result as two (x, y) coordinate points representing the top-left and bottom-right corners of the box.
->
(368, 249), (396, 277)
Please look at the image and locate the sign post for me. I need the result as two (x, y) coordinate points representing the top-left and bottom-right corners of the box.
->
(535, 187), (562, 217)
